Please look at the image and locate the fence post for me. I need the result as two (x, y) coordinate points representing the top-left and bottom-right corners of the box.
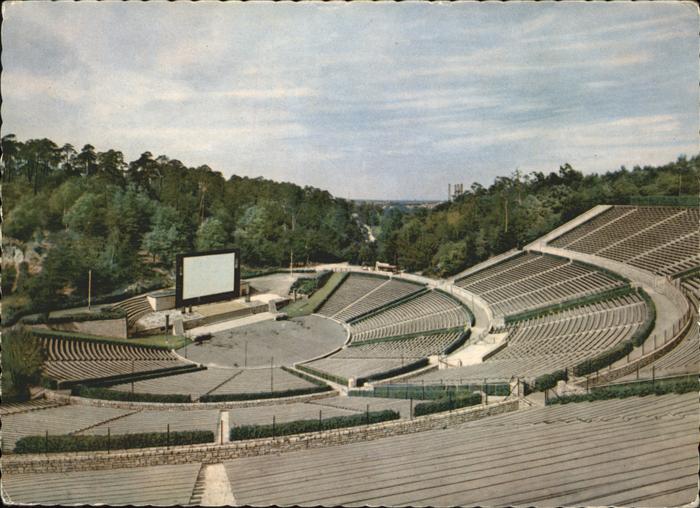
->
(108, 427), (111, 454)
(586, 376), (589, 393)
(220, 421), (223, 444)
(636, 362), (640, 380)
(652, 365), (655, 387)
(272, 416), (276, 439)
(45, 430), (48, 455)
(422, 380), (425, 400)
(366, 404), (370, 425)
(410, 398), (413, 420)
(167, 423), (170, 450)
(319, 410), (322, 432)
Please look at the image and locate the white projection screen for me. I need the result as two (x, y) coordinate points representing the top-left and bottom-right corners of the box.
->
(175, 249), (240, 307)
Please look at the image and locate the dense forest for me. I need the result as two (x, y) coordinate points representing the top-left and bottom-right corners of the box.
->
(2, 134), (698, 320)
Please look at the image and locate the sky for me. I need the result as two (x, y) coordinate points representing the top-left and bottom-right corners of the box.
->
(2, 1), (698, 201)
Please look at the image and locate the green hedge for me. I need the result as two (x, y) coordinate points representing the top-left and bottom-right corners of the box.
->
(280, 365), (331, 387)
(23, 308), (127, 325)
(505, 286), (633, 324)
(229, 409), (400, 441)
(631, 288), (656, 347)
(356, 358), (430, 387)
(71, 385), (192, 403)
(347, 326), (466, 348)
(534, 369), (569, 392)
(414, 391), (482, 416)
(350, 383), (489, 401)
(296, 364), (348, 386)
(548, 376), (699, 405)
(199, 385), (332, 402)
(14, 430), (214, 454)
(573, 340), (633, 377)
(290, 270), (332, 295)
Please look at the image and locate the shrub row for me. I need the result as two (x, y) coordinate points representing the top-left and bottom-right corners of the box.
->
(23, 308), (127, 325)
(413, 391), (482, 417)
(347, 326), (465, 348)
(71, 385), (192, 403)
(280, 365), (330, 387)
(296, 364), (348, 386)
(533, 369), (569, 392)
(548, 376), (699, 405)
(350, 383), (487, 401)
(14, 430), (214, 454)
(310, 272), (350, 313)
(229, 409), (400, 441)
(630, 288), (656, 347)
(504, 285), (633, 324)
(356, 358), (430, 387)
(573, 340), (634, 377)
(290, 270), (332, 295)
(442, 329), (471, 355)
(199, 385), (332, 402)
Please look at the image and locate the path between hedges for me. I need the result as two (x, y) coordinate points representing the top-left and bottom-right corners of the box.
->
(200, 463), (236, 505)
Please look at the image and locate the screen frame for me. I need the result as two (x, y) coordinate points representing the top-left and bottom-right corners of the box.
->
(175, 248), (241, 308)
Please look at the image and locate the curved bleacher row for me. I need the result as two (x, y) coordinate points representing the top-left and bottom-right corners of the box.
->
(548, 206), (699, 276)
(454, 252), (624, 317)
(349, 291), (470, 341)
(642, 273), (700, 374)
(316, 274), (424, 320)
(111, 295), (154, 328)
(410, 294), (648, 384)
(303, 274), (471, 383)
(37, 334), (193, 385)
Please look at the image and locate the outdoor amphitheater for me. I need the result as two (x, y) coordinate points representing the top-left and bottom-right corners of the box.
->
(1, 204), (699, 506)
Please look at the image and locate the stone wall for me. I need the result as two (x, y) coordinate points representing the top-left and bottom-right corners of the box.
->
(2, 400), (519, 474)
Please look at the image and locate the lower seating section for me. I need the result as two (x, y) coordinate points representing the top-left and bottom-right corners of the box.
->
(109, 366), (318, 398)
(0, 399), (65, 416)
(38, 335), (190, 384)
(2, 464), (202, 505)
(646, 323), (699, 374)
(1, 405), (132, 453)
(350, 291), (470, 342)
(454, 253), (624, 317)
(332, 279), (424, 322)
(548, 206), (699, 276)
(208, 367), (317, 395)
(111, 295), (154, 328)
(302, 357), (413, 381)
(316, 274), (386, 317)
(79, 409), (219, 436)
(222, 393), (698, 507)
(227, 397), (413, 428)
(413, 295), (646, 383)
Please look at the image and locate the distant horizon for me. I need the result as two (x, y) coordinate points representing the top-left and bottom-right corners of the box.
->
(3, 1), (698, 200)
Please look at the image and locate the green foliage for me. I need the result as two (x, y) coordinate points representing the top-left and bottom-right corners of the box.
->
(282, 272), (348, 318)
(413, 391), (483, 416)
(229, 409), (400, 441)
(534, 369), (569, 392)
(296, 364), (349, 386)
(1, 328), (47, 401)
(199, 385), (332, 402)
(290, 270), (332, 295)
(356, 358), (430, 387)
(548, 376), (699, 405)
(631, 288), (656, 347)
(350, 382), (507, 400)
(279, 365), (331, 387)
(14, 430), (214, 454)
(71, 385), (191, 403)
(573, 341), (634, 377)
(196, 217), (229, 251)
(23, 307), (126, 325)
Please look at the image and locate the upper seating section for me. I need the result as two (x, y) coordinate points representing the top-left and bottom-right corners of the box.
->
(454, 253), (624, 317)
(333, 278), (424, 322)
(349, 291), (470, 342)
(548, 206), (699, 276)
(316, 274), (387, 317)
(412, 294), (646, 383)
(112, 295), (154, 328)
